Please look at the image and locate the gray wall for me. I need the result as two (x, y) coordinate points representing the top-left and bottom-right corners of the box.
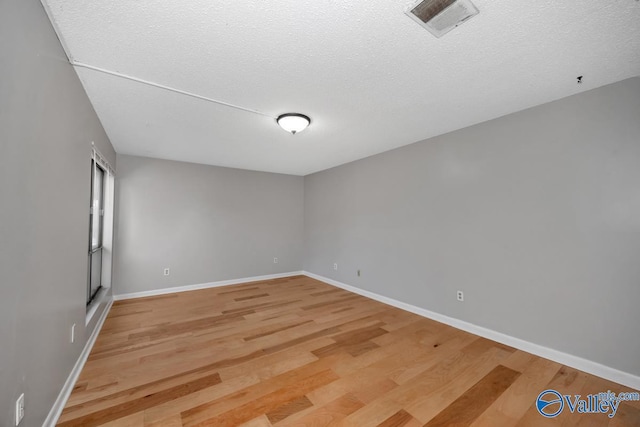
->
(114, 155), (304, 295)
(0, 0), (116, 426)
(304, 77), (640, 375)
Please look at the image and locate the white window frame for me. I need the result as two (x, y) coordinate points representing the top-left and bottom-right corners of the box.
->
(86, 143), (115, 323)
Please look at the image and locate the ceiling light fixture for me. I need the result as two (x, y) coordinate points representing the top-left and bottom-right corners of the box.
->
(277, 113), (311, 134)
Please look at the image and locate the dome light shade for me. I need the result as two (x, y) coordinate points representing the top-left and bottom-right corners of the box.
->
(277, 113), (310, 134)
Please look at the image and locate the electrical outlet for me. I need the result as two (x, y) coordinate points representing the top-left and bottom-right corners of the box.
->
(15, 393), (24, 426)
(71, 324), (76, 344)
(333, 263), (338, 271)
(457, 291), (464, 302)
(163, 268), (170, 276)
(273, 257), (278, 264)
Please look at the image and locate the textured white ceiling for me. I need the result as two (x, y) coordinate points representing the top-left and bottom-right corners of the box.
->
(43, 0), (640, 175)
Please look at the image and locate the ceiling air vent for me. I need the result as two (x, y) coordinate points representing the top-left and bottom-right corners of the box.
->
(405, 0), (479, 38)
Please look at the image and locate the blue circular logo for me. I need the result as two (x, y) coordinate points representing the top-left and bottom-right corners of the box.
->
(536, 389), (564, 418)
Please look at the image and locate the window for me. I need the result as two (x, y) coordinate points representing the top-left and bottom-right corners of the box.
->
(87, 159), (105, 304)
(87, 147), (114, 309)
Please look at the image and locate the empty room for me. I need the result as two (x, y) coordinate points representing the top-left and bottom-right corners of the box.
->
(2, 0), (640, 426)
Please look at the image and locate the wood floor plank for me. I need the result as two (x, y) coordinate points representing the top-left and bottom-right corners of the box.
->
(178, 355), (347, 426)
(278, 392), (364, 426)
(144, 413), (183, 427)
(58, 276), (639, 427)
(59, 374), (221, 427)
(469, 356), (561, 427)
(395, 343), (514, 423)
(609, 403), (640, 427)
(237, 415), (274, 427)
(266, 395), (314, 424)
(142, 373), (262, 425)
(184, 369), (339, 427)
(377, 409), (416, 427)
(423, 365), (520, 426)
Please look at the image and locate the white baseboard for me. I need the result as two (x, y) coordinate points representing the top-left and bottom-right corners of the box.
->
(43, 298), (114, 427)
(303, 271), (640, 391)
(113, 271), (304, 301)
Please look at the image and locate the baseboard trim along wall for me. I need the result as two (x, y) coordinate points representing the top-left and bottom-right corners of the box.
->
(43, 299), (114, 427)
(113, 271), (304, 301)
(303, 271), (640, 391)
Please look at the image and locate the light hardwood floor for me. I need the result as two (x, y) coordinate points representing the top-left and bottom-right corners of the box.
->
(58, 275), (639, 426)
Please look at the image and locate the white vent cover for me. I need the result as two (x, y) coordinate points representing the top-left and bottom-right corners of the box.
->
(406, 0), (479, 38)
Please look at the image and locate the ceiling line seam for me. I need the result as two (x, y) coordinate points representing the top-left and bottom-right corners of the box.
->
(70, 61), (276, 119)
